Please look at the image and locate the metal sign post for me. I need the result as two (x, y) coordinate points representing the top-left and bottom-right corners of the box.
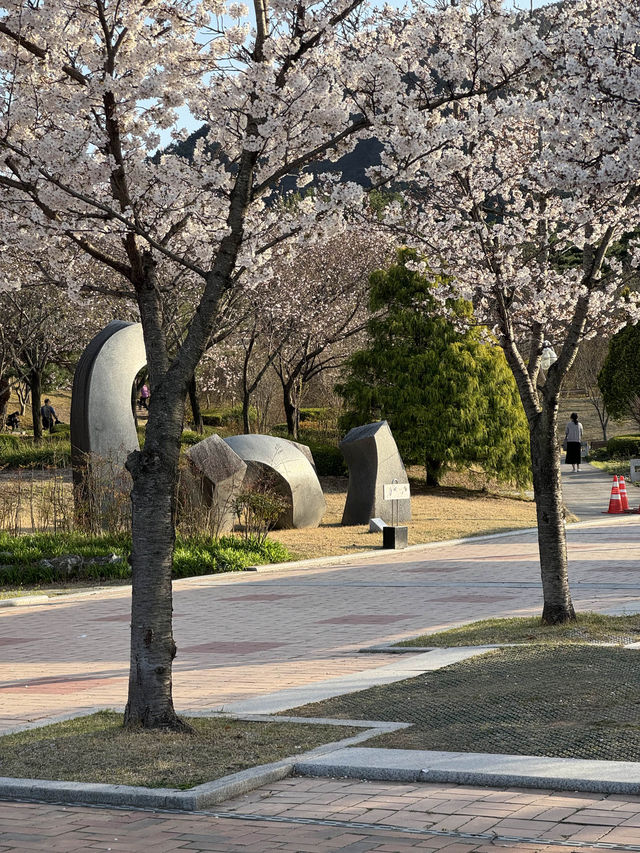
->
(383, 480), (411, 526)
(382, 480), (410, 549)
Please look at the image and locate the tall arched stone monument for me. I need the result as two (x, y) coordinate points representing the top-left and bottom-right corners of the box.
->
(71, 321), (146, 494)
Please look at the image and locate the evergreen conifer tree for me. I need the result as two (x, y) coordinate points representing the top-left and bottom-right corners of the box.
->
(598, 324), (640, 429)
(337, 251), (531, 487)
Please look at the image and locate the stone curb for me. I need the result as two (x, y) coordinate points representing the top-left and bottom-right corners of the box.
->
(294, 747), (640, 795)
(243, 514), (640, 573)
(0, 595), (49, 608)
(0, 717), (407, 810)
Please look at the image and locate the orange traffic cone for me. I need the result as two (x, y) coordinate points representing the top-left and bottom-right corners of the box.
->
(619, 475), (630, 511)
(605, 475), (623, 514)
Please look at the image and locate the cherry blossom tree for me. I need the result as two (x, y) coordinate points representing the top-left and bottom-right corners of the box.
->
(374, 0), (640, 623)
(0, 285), (103, 438)
(0, 0), (548, 727)
(268, 230), (390, 437)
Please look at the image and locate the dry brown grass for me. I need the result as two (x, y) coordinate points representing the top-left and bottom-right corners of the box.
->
(0, 711), (361, 788)
(269, 476), (537, 560)
(4, 389), (72, 429)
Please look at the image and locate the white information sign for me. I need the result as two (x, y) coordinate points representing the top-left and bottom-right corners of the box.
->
(383, 483), (410, 501)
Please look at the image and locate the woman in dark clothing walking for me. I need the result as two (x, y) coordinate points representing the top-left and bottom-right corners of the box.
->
(564, 412), (583, 473)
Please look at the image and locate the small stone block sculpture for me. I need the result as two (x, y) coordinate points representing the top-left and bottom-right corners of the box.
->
(186, 434), (248, 531)
(340, 420), (411, 525)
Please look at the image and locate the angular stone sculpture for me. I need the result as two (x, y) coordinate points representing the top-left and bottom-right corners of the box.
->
(340, 420), (411, 525)
(71, 320), (146, 473)
(224, 434), (326, 529)
(185, 434), (247, 531)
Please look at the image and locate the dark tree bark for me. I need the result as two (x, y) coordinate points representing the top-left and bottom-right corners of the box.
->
(282, 379), (300, 438)
(425, 455), (443, 488)
(131, 382), (139, 430)
(0, 377), (9, 431)
(188, 374), (204, 434)
(124, 388), (191, 730)
(528, 404), (575, 624)
(30, 368), (43, 441)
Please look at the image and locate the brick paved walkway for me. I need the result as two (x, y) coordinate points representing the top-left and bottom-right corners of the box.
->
(2, 512), (640, 850)
(3, 781), (640, 851)
(3, 518), (640, 731)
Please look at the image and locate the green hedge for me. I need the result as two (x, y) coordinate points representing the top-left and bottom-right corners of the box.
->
(304, 438), (346, 476)
(607, 435), (640, 459)
(299, 407), (332, 424)
(0, 532), (290, 586)
(200, 405), (254, 428)
(270, 426), (346, 476)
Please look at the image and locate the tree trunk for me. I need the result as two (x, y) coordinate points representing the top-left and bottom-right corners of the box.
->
(425, 456), (442, 488)
(131, 383), (139, 430)
(30, 369), (42, 442)
(529, 405), (576, 625)
(0, 377), (9, 431)
(283, 382), (298, 438)
(17, 383), (29, 416)
(124, 391), (190, 731)
(188, 375), (204, 434)
(242, 392), (252, 434)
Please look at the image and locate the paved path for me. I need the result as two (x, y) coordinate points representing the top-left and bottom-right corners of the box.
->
(2, 471), (640, 850)
(4, 781), (640, 851)
(561, 462), (630, 520)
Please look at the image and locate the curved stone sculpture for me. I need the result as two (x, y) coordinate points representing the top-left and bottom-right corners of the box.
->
(224, 434), (326, 529)
(185, 434), (247, 531)
(340, 420), (411, 526)
(71, 321), (146, 483)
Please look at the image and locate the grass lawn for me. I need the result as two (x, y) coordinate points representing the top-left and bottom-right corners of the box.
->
(0, 711), (361, 789)
(589, 458), (640, 484)
(396, 613), (640, 647)
(269, 477), (537, 560)
(0, 531), (290, 595)
(285, 644), (640, 761)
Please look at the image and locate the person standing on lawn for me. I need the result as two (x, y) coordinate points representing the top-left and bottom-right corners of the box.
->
(40, 399), (60, 433)
(564, 412), (583, 473)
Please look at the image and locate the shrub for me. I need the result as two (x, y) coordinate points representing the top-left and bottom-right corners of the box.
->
(0, 531), (291, 586)
(201, 405), (254, 428)
(181, 430), (204, 446)
(299, 407), (332, 425)
(233, 489), (289, 544)
(269, 426), (346, 476)
(304, 437), (346, 476)
(606, 435), (640, 459)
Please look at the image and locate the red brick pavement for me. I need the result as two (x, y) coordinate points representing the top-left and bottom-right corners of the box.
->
(2, 519), (640, 850)
(3, 519), (640, 730)
(3, 781), (640, 851)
